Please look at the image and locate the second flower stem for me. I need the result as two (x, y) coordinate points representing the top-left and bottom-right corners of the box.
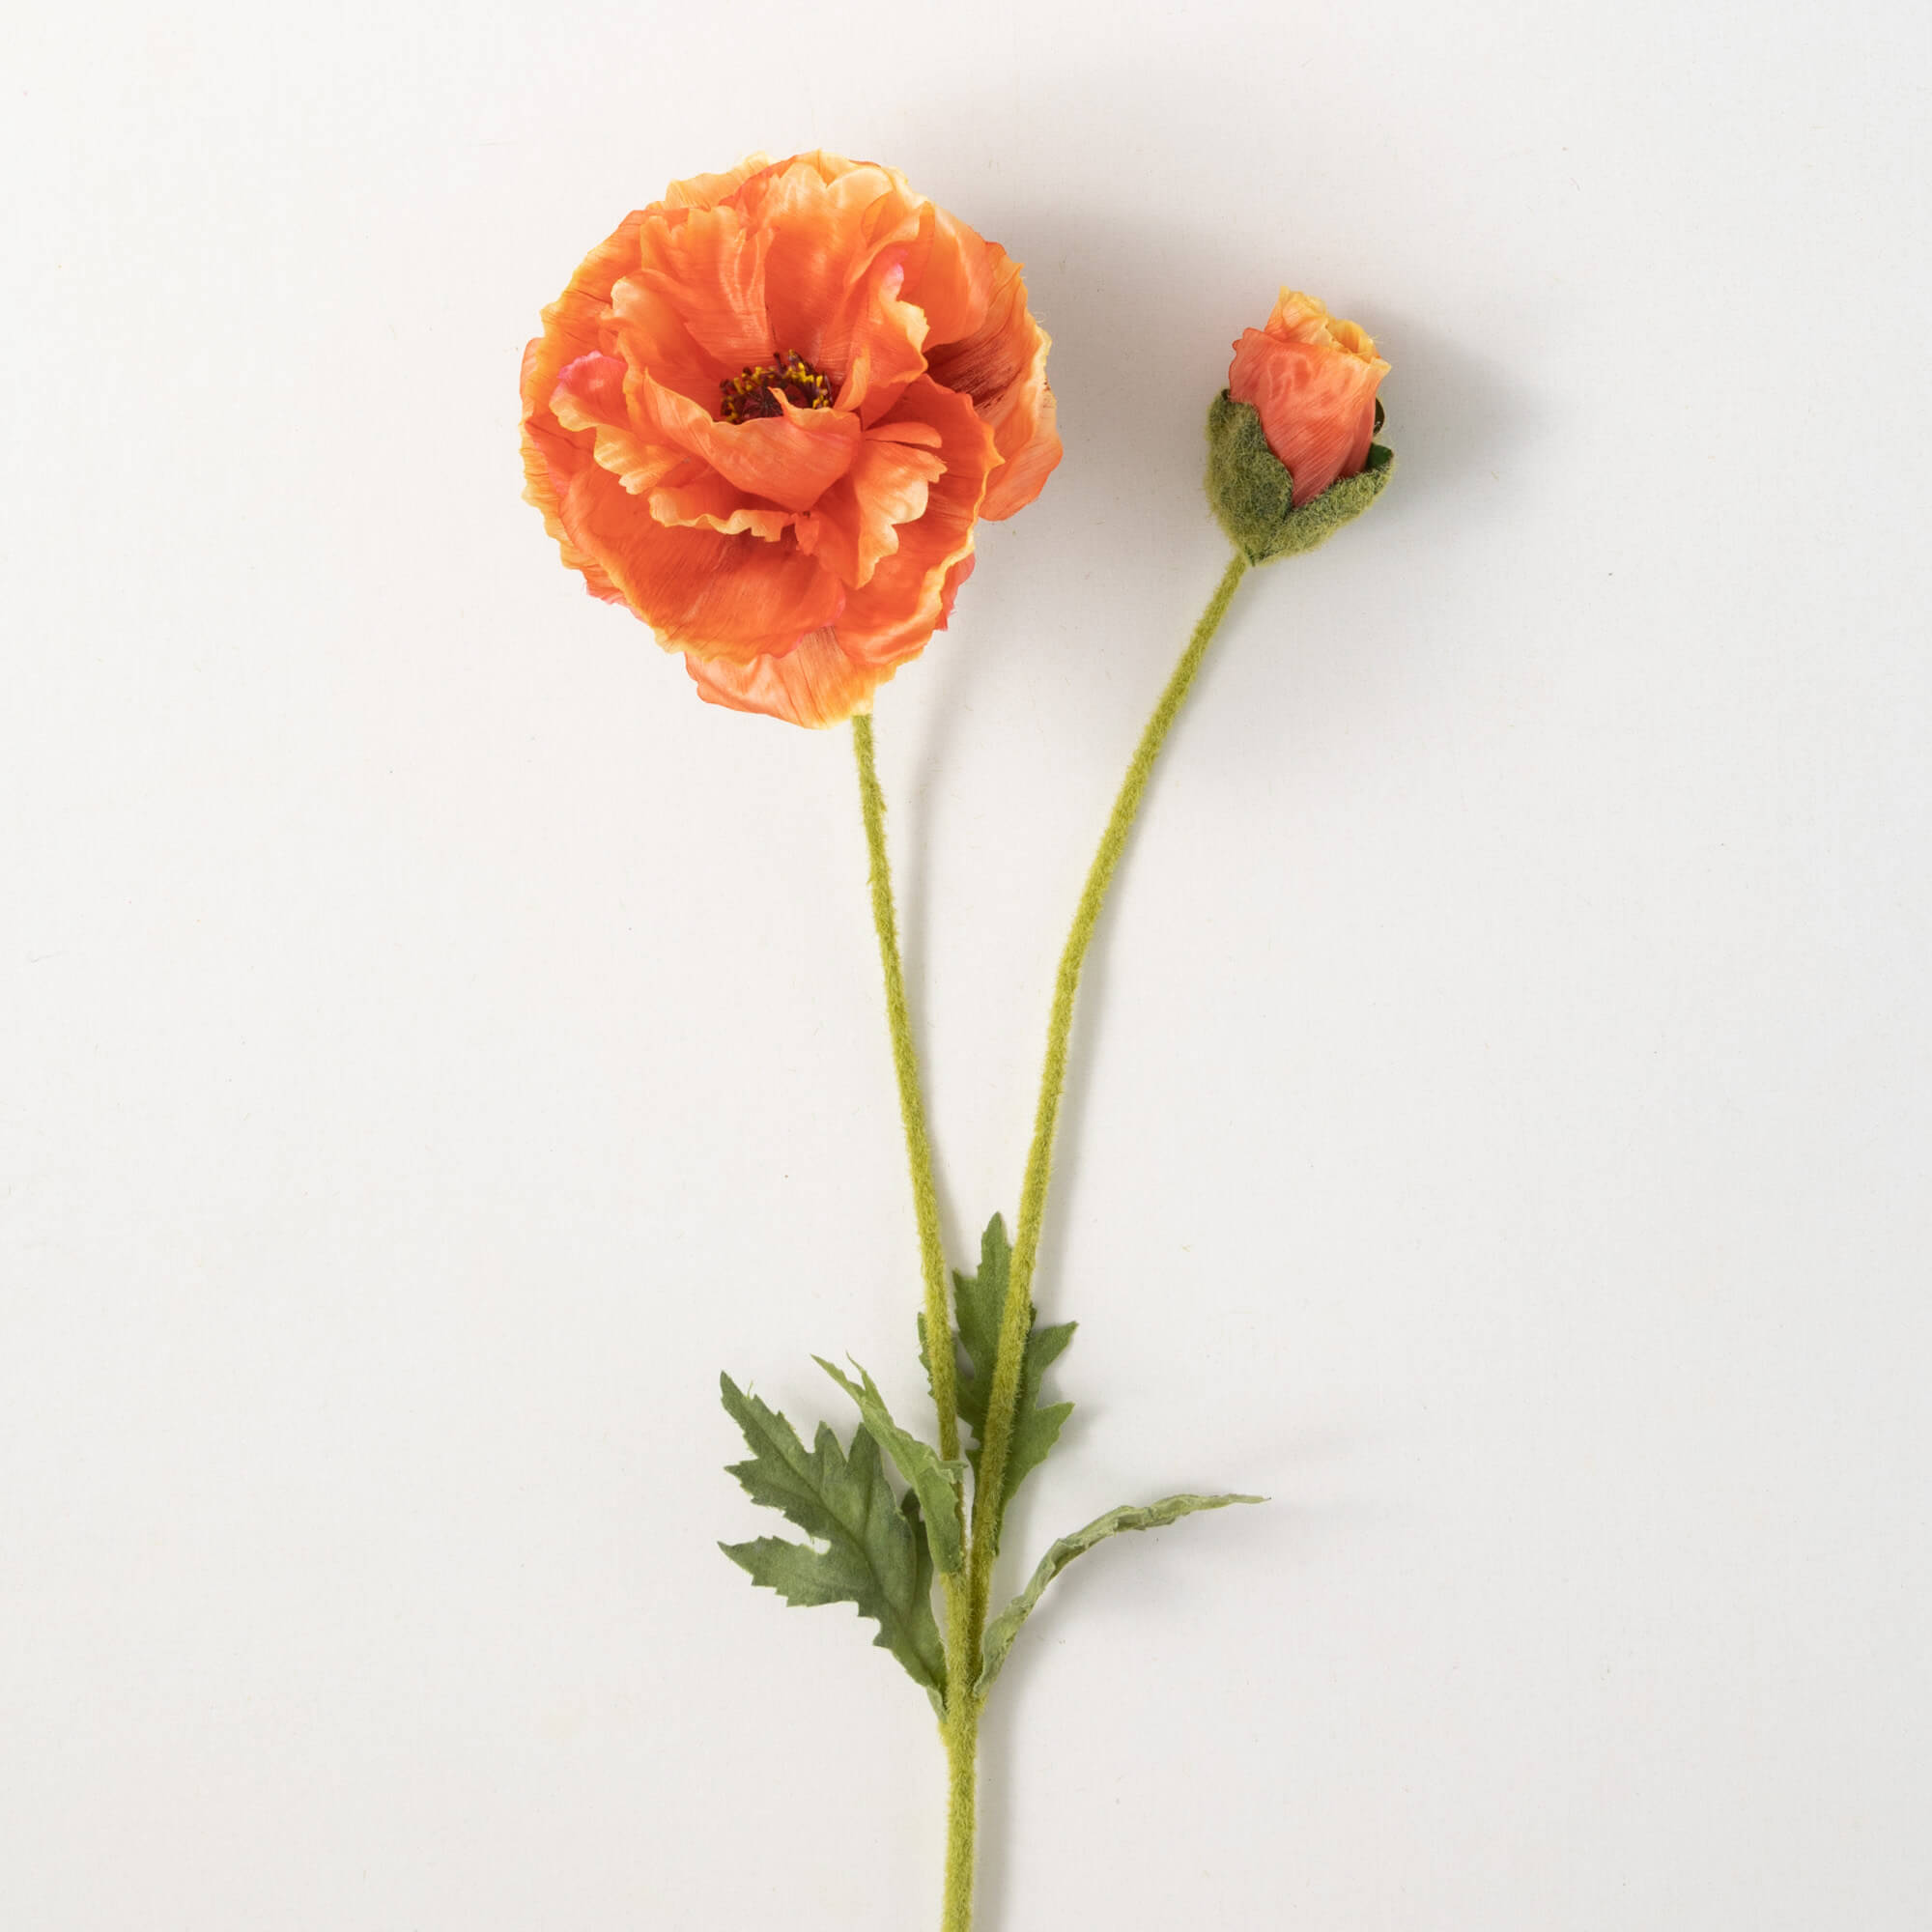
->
(969, 550), (1251, 1617)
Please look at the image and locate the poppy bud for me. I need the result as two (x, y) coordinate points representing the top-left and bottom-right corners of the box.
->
(1205, 290), (1392, 563)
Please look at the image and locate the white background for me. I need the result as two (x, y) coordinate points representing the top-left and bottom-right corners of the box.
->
(4, 0), (1928, 1925)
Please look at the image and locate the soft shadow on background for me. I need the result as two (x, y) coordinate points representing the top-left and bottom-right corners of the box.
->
(12, 6), (1930, 1926)
(871, 82), (1529, 1913)
(892, 181), (1528, 1280)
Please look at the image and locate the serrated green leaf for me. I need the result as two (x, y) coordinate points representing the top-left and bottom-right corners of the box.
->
(898, 1486), (944, 1721)
(922, 1213), (1075, 1522)
(976, 1492), (1263, 1695)
(816, 1357), (969, 1574)
(902, 1487), (936, 1638)
(947, 1213), (1012, 1440)
(719, 1375), (947, 1710)
(999, 1322), (1075, 1514)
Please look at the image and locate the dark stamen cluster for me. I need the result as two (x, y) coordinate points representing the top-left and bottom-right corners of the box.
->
(719, 351), (836, 424)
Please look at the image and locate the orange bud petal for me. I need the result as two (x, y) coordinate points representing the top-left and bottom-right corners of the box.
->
(1229, 290), (1387, 507)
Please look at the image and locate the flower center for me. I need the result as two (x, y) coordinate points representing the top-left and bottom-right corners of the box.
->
(719, 351), (835, 424)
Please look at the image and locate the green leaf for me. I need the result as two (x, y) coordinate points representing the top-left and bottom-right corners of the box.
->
(718, 1374), (948, 1712)
(901, 1487), (937, 1654)
(1205, 389), (1394, 564)
(976, 1492), (1264, 1696)
(923, 1213), (1075, 1522)
(815, 1357), (969, 1574)
(948, 1212), (1013, 1443)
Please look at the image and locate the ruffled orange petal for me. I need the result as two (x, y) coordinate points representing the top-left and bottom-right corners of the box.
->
(554, 458), (842, 658)
(744, 156), (895, 359)
(551, 349), (629, 427)
(551, 352), (685, 497)
(898, 200), (994, 353)
(794, 420), (946, 588)
(520, 213), (641, 431)
(977, 370), (1058, 523)
(828, 194), (996, 425)
(663, 154), (772, 212)
(690, 532), (985, 733)
(935, 552), (974, 626)
(735, 156), (940, 425)
(612, 199), (774, 405)
(924, 243), (1061, 520)
(520, 213), (646, 600)
(521, 419), (620, 602)
(634, 372), (859, 513)
(648, 463), (796, 541)
(684, 626), (888, 729)
(832, 376), (998, 668)
(1228, 327), (1386, 506)
(826, 251), (931, 426)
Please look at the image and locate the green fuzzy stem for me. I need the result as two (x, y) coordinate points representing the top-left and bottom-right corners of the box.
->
(968, 551), (1251, 1629)
(941, 1689), (980, 1932)
(851, 713), (980, 1920)
(852, 712), (961, 1464)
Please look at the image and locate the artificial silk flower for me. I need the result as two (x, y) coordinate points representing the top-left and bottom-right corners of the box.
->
(1207, 288), (1395, 565)
(520, 214), (1394, 1932)
(520, 152), (1061, 728)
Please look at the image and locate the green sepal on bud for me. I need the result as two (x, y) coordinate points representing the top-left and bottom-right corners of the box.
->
(1205, 389), (1393, 565)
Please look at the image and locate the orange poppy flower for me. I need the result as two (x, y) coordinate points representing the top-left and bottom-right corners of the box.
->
(521, 153), (1061, 727)
(1227, 291), (1389, 507)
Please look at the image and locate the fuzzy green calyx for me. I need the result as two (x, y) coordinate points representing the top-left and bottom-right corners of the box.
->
(1205, 389), (1393, 564)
